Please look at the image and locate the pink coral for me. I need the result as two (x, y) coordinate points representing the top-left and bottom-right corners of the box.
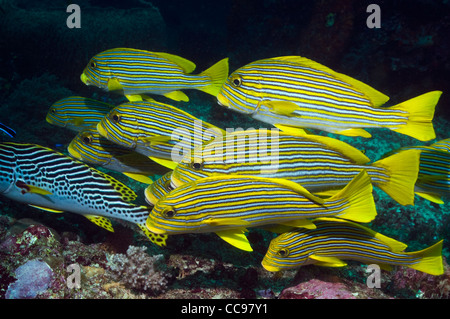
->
(279, 278), (357, 299)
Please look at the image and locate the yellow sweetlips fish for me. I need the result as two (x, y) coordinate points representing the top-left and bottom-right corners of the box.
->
(80, 48), (229, 102)
(146, 170), (377, 252)
(217, 56), (442, 141)
(262, 217), (444, 276)
(68, 128), (170, 184)
(46, 96), (114, 132)
(96, 100), (224, 169)
(0, 142), (167, 247)
(172, 129), (420, 206)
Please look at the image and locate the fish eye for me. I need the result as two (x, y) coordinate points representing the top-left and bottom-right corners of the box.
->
(231, 75), (242, 87)
(163, 208), (176, 218)
(82, 134), (93, 145)
(50, 108), (57, 114)
(110, 112), (121, 124)
(191, 162), (203, 170)
(277, 248), (289, 257)
(90, 60), (97, 69)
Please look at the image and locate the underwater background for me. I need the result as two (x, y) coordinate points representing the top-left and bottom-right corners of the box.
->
(0, 0), (449, 300)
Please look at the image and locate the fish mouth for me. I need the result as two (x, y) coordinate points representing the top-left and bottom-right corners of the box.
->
(96, 122), (108, 138)
(261, 261), (281, 272)
(170, 174), (184, 188)
(80, 73), (90, 85)
(145, 218), (167, 234)
(144, 186), (157, 206)
(216, 93), (229, 107)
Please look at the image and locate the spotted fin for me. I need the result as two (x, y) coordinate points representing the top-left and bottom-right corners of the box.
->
(93, 169), (137, 202)
(137, 223), (168, 247)
(84, 215), (114, 232)
(215, 229), (253, 252)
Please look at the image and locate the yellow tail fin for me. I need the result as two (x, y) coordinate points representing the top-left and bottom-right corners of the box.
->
(408, 240), (444, 275)
(390, 91), (442, 141)
(372, 149), (420, 206)
(198, 58), (229, 97)
(327, 170), (377, 223)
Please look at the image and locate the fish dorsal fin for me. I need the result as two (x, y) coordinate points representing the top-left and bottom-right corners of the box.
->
(154, 52), (196, 74)
(122, 172), (154, 184)
(149, 157), (178, 170)
(273, 56), (389, 107)
(108, 78), (123, 91)
(94, 169), (137, 202)
(84, 215), (114, 232)
(163, 90), (190, 102)
(29, 205), (64, 213)
(215, 229), (253, 252)
(309, 254), (348, 267)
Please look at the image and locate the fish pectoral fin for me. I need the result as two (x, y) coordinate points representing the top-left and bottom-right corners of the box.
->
(280, 219), (316, 229)
(148, 157), (178, 170)
(204, 217), (251, 227)
(122, 172), (154, 184)
(84, 215), (115, 232)
(137, 223), (168, 247)
(17, 182), (53, 196)
(215, 230), (253, 252)
(29, 205), (64, 213)
(69, 118), (85, 126)
(107, 78), (123, 91)
(261, 100), (300, 116)
(274, 124), (310, 136)
(415, 192), (444, 204)
(125, 94), (143, 102)
(310, 255), (347, 267)
(142, 136), (173, 145)
(164, 91), (189, 102)
(331, 128), (372, 138)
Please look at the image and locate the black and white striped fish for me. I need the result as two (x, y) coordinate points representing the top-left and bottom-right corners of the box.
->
(0, 142), (167, 247)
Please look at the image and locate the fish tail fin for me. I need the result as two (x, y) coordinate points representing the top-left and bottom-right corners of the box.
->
(408, 240), (444, 275)
(328, 170), (377, 223)
(389, 91), (442, 141)
(198, 58), (229, 97)
(372, 149), (421, 206)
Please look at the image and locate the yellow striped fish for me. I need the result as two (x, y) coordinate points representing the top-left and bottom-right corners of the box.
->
(0, 142), (167, 247)
(262, 217), (444, 276)
(46, 96), (114, 131)
(96, 100), (224, 169)
(172, 129), (420, 206)
(80, 48), (229, 102)
(144, 172), (174, 205)
(68, 128), (170, 184)
(146, 171), (377, 251)
(217, 56), (442, 141)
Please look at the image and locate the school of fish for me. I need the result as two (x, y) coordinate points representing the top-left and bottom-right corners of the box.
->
(1, 48), (447, 276)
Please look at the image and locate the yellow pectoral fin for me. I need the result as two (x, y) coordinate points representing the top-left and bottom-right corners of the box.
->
(331, 128), (372, 138)
(142, 136), (173, 145)
(122, 172), (154, 184)
(261, 100), (300, 116)
(29, 205), (64, 213)
(215, 230), (253, 252)
(125, 94), (143, 102)
(280, 219), (317, 229)
(149, 157), (178, 170)
(309, 255), (347, 267)
(84, 215), (114, 232)
(27, 185), (53, 196)
(164, 91), (189, 102)
(415, 192), (444, 204)
(204, 217), (251, 227)
(107, 78), (123, 91)
(274, 123), (310, 136)
(69, 118), (85, 127)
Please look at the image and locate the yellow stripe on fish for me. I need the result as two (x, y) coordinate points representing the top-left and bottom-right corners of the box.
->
(46, 96), (114, 131)
(144, 172), (174, 206)
(262, 217), (444, 276)
(146, 170), (376, 251)
(68, 128), (170, 184)
(172, 129), (420, 206)
(80, 48), (229, 102)
(96, 100), (224, 168)
(217, 56), (442, 141)
(0, 142), (167, 247)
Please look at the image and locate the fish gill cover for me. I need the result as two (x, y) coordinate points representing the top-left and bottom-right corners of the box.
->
(0, 0), (449, 303)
